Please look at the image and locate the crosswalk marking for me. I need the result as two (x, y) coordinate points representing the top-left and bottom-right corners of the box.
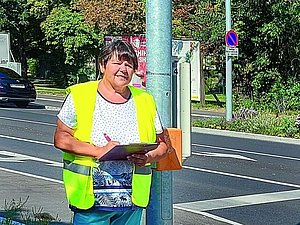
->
(175, 189), (300, 211)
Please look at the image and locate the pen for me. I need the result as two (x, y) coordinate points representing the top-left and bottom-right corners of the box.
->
(103, 133), (111, 142)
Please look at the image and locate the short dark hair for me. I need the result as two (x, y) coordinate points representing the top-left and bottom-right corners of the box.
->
(99, 40), (138, 71)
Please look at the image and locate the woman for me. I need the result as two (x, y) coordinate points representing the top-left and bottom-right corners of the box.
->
(54, 40), (168, 225)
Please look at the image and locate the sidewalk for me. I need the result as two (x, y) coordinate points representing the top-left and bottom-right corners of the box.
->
(0, 169), (72, 224)
(0, 167), (228, 225)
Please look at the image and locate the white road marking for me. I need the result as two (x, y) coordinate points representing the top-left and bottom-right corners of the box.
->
(0, 165), (243, 225)
(0, 134), (53, 146)
(183, 166), (300, 188)
(0, 167), (62, 184)
(194, 151), (257, 161)
(175, 189), (300, 211)
(44, 106), (60, 111)
(0, 106), (59, 113)
(0, 150), (62, 167)
(174, 206), (243, 225)
(0, 131), (298, 224)
(37, 97), (63, 102)
(0, 116), (55, 126)
(193, 143), (300, 161)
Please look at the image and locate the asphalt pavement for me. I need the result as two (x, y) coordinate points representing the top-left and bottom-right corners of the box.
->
(1, 127), (299, 224)
(1, 96), (299, 224)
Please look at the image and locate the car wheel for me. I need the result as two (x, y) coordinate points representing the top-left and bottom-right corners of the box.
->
(15, 101), (29, 108)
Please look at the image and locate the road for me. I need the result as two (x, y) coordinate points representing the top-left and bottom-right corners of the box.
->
(0, 96), (300, 224)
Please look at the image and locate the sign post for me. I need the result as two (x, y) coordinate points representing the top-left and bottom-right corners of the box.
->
(225, 0), (239, 121)
(225, 29), (238, 47)
(225, 29), (239, 57)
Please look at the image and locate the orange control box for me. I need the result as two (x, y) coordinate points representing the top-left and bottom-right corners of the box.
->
(156, 128), (182, 171)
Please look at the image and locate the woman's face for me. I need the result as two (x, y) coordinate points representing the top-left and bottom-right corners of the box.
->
(101, 54), (135, 89)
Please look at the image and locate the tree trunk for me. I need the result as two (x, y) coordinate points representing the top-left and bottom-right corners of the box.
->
(17, 30), (28, 79)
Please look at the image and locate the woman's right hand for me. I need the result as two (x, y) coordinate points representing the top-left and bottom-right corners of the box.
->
(95, 141), (119, 159)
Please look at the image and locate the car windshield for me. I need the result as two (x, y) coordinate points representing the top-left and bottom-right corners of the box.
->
(0, 67), (22, 79)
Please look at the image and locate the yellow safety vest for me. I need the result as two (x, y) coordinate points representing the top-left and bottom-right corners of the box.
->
(62, 81), (156, 209)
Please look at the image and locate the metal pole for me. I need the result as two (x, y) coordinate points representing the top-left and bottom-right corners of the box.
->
(146, 0), (173, 224)
(225, 0), (233, 121)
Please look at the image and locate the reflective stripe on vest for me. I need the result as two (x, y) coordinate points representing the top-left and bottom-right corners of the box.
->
(63, 160), (91, 176)
(135, 165), (151, 175)
(63, 161), (151, 181)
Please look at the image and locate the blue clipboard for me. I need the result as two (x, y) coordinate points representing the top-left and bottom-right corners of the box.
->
(100, 143), (159, 161)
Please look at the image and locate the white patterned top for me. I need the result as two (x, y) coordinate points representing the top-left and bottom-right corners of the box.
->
(57, 91), (163, 211)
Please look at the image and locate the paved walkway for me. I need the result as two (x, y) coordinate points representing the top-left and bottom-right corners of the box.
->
(0, 166), (233, 225)
(0, 168), (231, 225)
(0, 169), (71, 224)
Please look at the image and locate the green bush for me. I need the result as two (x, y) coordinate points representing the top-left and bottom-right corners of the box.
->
(264, 81), (300, 113)
(193, 112), (300, 138)
(27, 58), (39, 78)
(35, 87), (66, 96)
(1, 197), (59, 225)
(233, 80), (300, 114)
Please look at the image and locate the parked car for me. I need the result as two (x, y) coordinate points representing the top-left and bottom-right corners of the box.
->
(0, 66), (36, 108)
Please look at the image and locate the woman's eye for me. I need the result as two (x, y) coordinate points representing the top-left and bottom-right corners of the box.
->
(112, 61), (133, 69)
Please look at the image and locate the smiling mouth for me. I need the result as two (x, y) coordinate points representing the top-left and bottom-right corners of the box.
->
(115, 74), (128, 80)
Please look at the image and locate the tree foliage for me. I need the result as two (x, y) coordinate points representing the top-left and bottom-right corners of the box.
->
(233, 0), (300, 110)
(0, 0), (44, 77)
(41, 6), (103, 65)
(76, 0), (145, 35)
(172, 0), (300, 111)
(0, 0), (299, 101)
(40, 5), (104, 86)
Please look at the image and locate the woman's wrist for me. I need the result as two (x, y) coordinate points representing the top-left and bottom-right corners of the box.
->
(93, 145), (106, 159)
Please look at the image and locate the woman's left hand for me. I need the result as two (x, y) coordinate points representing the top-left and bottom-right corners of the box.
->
(127, 152), (149, 167)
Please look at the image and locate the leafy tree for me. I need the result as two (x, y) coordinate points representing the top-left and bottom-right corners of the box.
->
(41, 7), (103, 65)
(172, 0), (199, 38)
(1, 0), (299, 101)
(173, 0), (225, 102)
(173, 0), (224, 54)
(235, 1), (300, 95)
(76, 0), (145, 35)
(0, 0), (45, 78)
(41, 6), (104, 86)
(0, 0), (69, 78)
(172, 0), (300, 111)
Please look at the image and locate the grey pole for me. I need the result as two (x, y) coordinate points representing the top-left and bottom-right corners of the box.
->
(225, 0), (233, 121)
(146, 0), (173, 224)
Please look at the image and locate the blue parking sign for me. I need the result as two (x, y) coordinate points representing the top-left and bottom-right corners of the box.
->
(225, 30), (238, 47)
